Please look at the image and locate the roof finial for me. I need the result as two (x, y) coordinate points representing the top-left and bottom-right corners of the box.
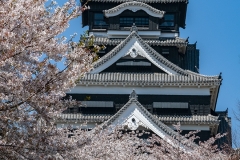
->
(129, 89), (138, 100)
(195, 66), (199, 73)
(130, 23), (138, 33)
(218, 72), (222, 79)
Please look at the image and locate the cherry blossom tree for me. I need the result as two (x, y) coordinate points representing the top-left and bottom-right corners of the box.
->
(0, 0), (93, 158)
(0, 0), (233, 159)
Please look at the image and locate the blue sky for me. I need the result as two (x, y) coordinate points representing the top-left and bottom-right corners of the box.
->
(58, 1), (240, 134)
(180, 1), (240, 131)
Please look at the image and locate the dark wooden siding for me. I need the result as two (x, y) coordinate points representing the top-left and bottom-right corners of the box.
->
(152, 46), (180, 66)
(149, 16), (158, 30)
(65, 94), (211, 115)
(96, 45), (199, 76)
(66, 94), (211, 106)
(101, 59), (166, 73)
(182, 44), (200, 72)
(84, 2), (187, 31)
(109, 16), (120, 30)
(215, 111), (232, 147)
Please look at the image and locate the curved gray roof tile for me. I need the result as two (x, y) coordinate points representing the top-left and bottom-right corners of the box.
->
(92, 37), (188, 47)
(103, 1), (165, 17)
(78, 73), (221, 86)
(102, 98), (183, 139)
(92, 31), (188, 75)
(58, 113), (220, 125)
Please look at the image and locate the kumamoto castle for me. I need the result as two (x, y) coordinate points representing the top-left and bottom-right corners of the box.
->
(57, 0), (231, 145)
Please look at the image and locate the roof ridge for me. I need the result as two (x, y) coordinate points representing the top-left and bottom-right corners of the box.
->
(92, 31), (136, 68)
(186, 70), (221, 78)
(92, 31), (188, 75)
(103, 1), (165, 18)
(78, 72), (222, 86)
(58, 113), (220, 124)
(101, 97), (198, 149)
(156, 114), (218, 117)
(133, 33), (188, 75)
(93, 36), (188, 47)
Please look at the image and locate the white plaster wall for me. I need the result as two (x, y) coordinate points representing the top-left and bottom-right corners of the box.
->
(169, 124), (210, 131)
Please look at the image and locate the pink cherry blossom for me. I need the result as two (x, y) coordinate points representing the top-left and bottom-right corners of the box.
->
(0, 0), (234, 159)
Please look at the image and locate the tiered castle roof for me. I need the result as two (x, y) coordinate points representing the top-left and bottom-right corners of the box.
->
(56, 0), (230, 148)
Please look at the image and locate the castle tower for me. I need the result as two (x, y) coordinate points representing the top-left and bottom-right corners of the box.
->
(57, 0), (230, 144)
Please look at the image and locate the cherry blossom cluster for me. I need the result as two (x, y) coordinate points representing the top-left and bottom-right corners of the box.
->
(0, 0), (92, 158)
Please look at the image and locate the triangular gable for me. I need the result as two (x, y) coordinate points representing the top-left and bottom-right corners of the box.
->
(91, 31), (187, 75)
(104, 98), (177, 139)
(102, 57), (168, 73)
(102, 91), (198, 150)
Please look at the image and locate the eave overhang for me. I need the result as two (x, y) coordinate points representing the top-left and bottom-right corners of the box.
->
(103, 1), (165, 18)
(93, 36), (187, 54)
(58, 114), (220, 126)
(180, 1), (188, 28)
(187, 71), (222, 111)
(57, 94), (201, 150)
(91, 31), (187, 75)
(92, 37), (188, 47)
(77, 72), (221, 87)
(76, 72), (222, 110)
(210, 81), (222, 111)
(102, 97), (198, 149)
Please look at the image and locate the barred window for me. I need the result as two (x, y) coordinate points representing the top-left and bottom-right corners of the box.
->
(94, 13), (107, 26)
(120, 17), (134, 27)
(120, 17), (149, 27)
(160, 14), (175, 27)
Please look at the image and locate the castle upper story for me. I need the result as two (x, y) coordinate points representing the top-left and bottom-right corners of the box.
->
(81, 0), (188, 39)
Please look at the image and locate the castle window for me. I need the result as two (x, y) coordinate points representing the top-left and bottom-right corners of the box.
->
(162, 48), (170, 54)
(120, 17), (149, 27)
(116, 61), (151, 67)
(160, 14), (175, 27)
(94, 13), (107, 27)
(135, 18), (149, 26)
(153, 102), (188, 109)
(120, 17), (134, 27)
(194, 109), (198, 115)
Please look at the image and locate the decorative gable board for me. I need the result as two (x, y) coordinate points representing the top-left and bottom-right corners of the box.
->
(103, 97), (198, 151)
(101, 58), (168, 73)
(91, 32), (184, 75)
(103, 1), (165, 18)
